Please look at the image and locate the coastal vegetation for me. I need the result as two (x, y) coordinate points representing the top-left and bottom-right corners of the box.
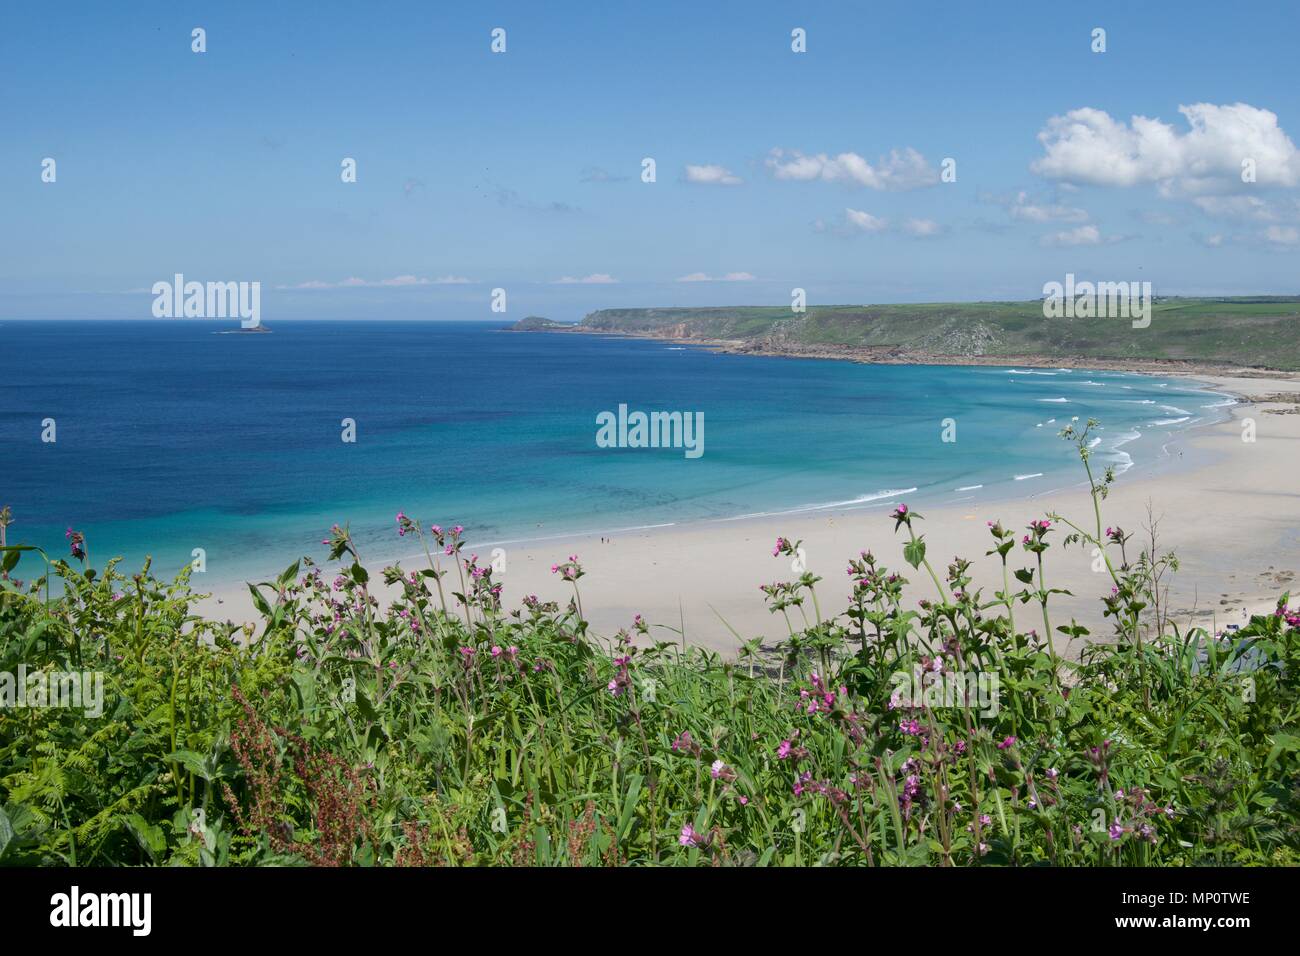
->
(570, 297), (1300, 370)
(1, 425), (1296, 866)
(510, 315), (575, 331)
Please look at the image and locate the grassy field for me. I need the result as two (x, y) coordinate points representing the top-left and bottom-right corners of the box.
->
(578, 297), (1300, 369)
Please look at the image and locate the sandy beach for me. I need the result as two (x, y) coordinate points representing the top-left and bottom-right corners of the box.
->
(198, 370), (1300, 656)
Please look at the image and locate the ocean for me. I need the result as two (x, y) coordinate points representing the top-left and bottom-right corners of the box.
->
(0, 319), (1231, 586)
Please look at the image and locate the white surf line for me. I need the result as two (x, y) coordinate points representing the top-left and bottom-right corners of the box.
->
(1014, 473), (1044, 480)
(469, 522), (678, 550)
(718, 487), (919, 521)
(1035, 484), (1076, 497)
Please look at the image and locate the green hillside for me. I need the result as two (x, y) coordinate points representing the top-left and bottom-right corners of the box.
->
(579, 298), (1300, 370)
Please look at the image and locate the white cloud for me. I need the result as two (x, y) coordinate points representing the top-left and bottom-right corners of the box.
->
(1192, 194), (1300, 223)
(1193, 226), (1298, 248)
(829, 208), (945, 238)
(684, 164), (743, 186)
(1134, 208), (1181, 226)
(553, 273), (619, 284)
(1041, 224), (1103, 247)
(1032, 103), (1300, 192)
(767, 147), (939, 191)
(844, 207), (888, 232)
(276, 275), (475, 290)
(1008, 190), (1090, 223)
(675, 271), (756, 282)
(901, 218), (943, 237)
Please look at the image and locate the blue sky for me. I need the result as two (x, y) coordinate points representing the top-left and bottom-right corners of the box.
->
(3, 0), (1299, 320)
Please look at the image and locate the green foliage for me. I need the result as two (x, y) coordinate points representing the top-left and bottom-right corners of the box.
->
(1, 436), (1297, 866)
(580, 298), (1300, 369)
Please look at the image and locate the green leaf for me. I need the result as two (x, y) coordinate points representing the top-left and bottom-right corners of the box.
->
(903, 538), (926, 570)
(1266, 733), (1300, 767)
(247, 583), (272, 616)
(277, 559), (302, 588)
(355, 690), (380, 722)
(616, 773), (643, 843)
(120, 813), (166, 859)
(165, 750), (212, 781)
(0, 805), (13, 859)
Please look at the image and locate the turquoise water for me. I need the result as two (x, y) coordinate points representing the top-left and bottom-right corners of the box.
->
(0, 320), (1232, 584)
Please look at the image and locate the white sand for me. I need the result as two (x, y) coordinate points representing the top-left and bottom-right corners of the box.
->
(198, 372), (1300, 656)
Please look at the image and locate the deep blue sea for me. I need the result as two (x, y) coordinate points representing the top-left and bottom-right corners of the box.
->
(1, 320), (1232, 585)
